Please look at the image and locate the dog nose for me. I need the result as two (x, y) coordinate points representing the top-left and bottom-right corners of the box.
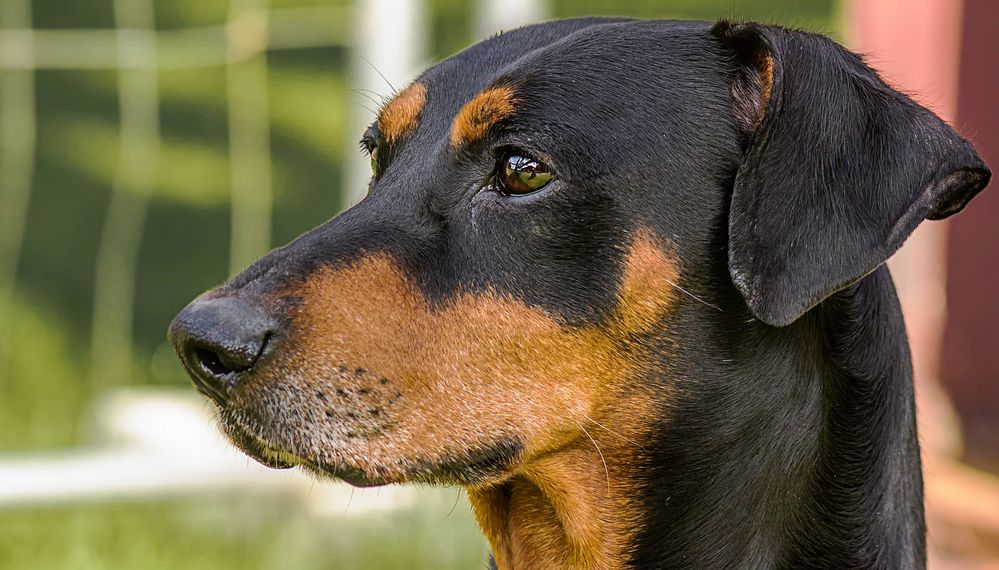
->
(168, 296), (276, 403)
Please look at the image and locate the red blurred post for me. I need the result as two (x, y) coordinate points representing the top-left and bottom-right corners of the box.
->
(847, 1), (999, 567)
(847, 0), (964, 463)
(942, 0), (999, 472)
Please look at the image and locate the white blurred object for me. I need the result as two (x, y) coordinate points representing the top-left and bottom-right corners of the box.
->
(475, 0), (549, 39)
(343, 0), (551, 207)
(0, 388), (414, 515)
(344, 0), (428, 206)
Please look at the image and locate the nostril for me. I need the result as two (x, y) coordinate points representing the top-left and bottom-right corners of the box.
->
(194, 347), (237, 376)
(188, 330), (270, 377)
(169, 296), (278, 403)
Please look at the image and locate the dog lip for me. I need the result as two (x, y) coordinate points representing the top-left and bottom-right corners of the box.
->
(232, 433), (297, 470)
(253, 452), (296, 470)
(260, 449), (393, 487)
(223, 421), (391, 484)
(302, 463), (392, 488)
(221, 421), (297, 469)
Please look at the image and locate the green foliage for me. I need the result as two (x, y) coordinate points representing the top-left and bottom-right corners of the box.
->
(0, 295), (89, 451)
(553, 0), (835, 28)
(0, 491), (488, 570)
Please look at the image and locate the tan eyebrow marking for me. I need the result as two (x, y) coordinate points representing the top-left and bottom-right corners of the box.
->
(450, 85), (519, 148)
(377, 82), (427, 144)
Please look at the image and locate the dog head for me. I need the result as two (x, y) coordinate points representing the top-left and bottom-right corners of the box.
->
(169, 18), (988, 490)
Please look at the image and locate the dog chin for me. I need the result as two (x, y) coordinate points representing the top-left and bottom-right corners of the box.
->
(216, 407), (524, 488)
(216, 413), (400, 486)
(219, 420), (296, 469)
(230, 432), (511, 488)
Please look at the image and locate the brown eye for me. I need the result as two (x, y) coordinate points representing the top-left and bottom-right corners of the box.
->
(498, 152), (554, 195)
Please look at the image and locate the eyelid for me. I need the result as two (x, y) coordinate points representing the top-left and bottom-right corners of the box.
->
(360, 137), (377, 155)
(491, 141), (558, 170)
(361, 123), (383, 154)
(493, 149), (559, 184)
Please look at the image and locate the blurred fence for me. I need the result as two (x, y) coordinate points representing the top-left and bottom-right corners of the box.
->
(0, 0), (356, 393)
(0, 0), (361, 509)
(0, 0), (542, 508)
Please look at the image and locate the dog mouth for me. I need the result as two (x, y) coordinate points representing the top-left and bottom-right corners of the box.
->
(215, 404), (524, 488)
(218, 412), (397, 487)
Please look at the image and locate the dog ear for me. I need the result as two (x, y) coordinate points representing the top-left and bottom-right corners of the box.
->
(711, 22), (991, 327)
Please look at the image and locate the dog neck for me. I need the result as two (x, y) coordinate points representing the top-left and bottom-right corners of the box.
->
(472, 267), (926, 569)
(468, 393), (654, 570)
(628, 267), (925, 568)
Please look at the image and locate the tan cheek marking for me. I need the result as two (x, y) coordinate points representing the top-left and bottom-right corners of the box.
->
(269, 229), (678, 569)
(377, 82), (427, 144)
(461, 236), (676, 570)
(284, 255), (627, 465)
(614, 226), (682, 335)
(450, 85), (518, 148)
(283, 230), (676, 463)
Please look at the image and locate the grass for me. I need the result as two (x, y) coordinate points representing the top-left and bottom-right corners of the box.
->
(0, 489), (489, 570)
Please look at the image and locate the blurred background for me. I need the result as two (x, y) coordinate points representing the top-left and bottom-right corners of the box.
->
(0, 0), (996, 568)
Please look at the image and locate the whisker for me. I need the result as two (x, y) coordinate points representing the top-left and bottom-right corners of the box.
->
(355, 101), (378, 117)
(584, 414), (647, 452)
(664, 278), (723, 312)
(352, 87), (390, 102)
(359, 55), (396, 93)
(351, 88), (384, 107)
(344, 486), (356, 515)
(579, 423), (611, 496)
(444, 488), (462, 520)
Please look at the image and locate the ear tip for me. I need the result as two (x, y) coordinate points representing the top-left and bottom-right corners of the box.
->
(729, 262), (806, 327)
(740, 292), (804, 327)
(751, 310), (799, 328)
(925, 165), (992, 220)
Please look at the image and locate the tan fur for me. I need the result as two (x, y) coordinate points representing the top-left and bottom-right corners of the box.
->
(468, 407), (657, 570)
(377, 82), (427, 144)
(758, 53), (774, 126)
(467, 230), (671, 569)
(450, 85), (519, 147)
(234, 228), (679, 568)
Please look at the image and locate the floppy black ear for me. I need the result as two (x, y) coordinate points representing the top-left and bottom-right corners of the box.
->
(712, 22), (991, 327)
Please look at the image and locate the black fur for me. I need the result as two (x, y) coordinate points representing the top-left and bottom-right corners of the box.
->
(715, 22), (990, 327)
(172, 18), (990, 569)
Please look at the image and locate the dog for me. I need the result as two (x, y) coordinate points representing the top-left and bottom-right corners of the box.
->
(169, 18), (991, 569)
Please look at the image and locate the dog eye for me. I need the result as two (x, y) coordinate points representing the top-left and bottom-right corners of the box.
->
(360, 137), (380, 177)
(497, 152), (553, 195)
(368, 145), (379, 176)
